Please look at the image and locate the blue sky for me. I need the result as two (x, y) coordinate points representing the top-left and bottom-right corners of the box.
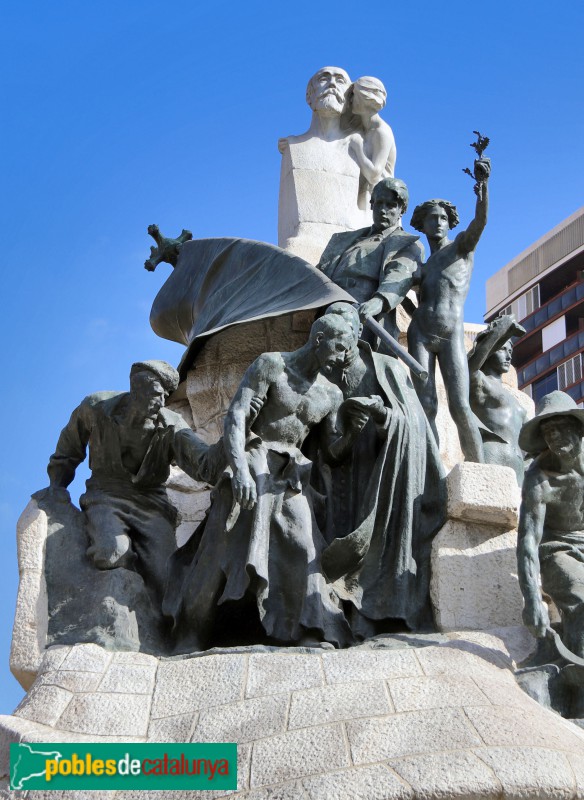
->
(1, 1), (583, 713)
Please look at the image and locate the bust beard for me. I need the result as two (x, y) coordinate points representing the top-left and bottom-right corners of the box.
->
(313, 95), (344, 116)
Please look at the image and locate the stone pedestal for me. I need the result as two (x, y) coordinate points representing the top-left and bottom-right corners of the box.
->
(10, 502), (48, 692)
(11, 494), (168, 683)
(278, 139), (370, 265)
(431, 463), (525, 632)
(5, 631), (584, 800)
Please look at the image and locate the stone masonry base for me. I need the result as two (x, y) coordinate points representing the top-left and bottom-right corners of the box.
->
(2, 629), (584, 799)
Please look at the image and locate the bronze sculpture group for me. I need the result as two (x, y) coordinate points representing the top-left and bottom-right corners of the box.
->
(40, 140), (493, 654)
(30, 73), (584, 721)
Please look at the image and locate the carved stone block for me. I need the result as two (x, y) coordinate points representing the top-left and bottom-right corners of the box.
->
(446, 463), (520, 527)
(431, 520), (524, 632)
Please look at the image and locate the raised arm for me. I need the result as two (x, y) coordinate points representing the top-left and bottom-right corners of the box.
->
(517, 472), (549, 637)
(223, 353), (280, 509)
(457, 158), (491, 256)
(316, 231), (344, 275)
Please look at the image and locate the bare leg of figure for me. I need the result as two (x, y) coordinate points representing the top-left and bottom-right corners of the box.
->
(438, 332), (484, 463)
(408, 332), (438, 443)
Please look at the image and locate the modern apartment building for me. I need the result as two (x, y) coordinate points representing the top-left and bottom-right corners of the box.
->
(485, 207), (584, 406)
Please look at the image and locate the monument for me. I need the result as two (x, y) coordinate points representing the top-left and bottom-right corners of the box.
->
(6, 66), (584, 800)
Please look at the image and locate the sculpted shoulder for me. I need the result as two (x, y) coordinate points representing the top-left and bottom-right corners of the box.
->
(62, 391), (127, 435)
(278, 133), (311, 151)
(81, 390), (124, 407)
(410, 237), (424, 260)
(325, 375), (344, 403)
(436, 239), (460, 261)
(382, 229), (421, 253)
(320, 228), (370, 262)
(249, 352), (287, 381)
(388, 235), (424, 272)
(453, 230), (477, 259)
(77, 391), (126, 417)
(522, 455), (552, 503)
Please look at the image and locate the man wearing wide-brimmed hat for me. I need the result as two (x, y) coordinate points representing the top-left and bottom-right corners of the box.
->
(517, 390), (584, 659)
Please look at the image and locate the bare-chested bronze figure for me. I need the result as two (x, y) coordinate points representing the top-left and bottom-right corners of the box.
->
(468, 313), (527, 483)
(517, 392), (584, 653)
(408, 157), (491, 462)
(165, 315), (378, 651)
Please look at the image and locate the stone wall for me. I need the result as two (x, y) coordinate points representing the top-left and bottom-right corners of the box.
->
(5, 631), (584, 799)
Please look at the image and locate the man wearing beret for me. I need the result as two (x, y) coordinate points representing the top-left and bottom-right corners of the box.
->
(517, 391), (584, 662)
(46, 360), (220, 605)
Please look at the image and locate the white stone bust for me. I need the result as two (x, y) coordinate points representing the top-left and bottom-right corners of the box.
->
(278, 66), (351, 151)
(277, 67), (396, 265)
(278, 67), (364, 264)
(343, 76), (396, 210)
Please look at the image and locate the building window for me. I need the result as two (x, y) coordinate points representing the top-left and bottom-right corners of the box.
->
(522, 383), (533, 399)
(520, 285), (540, 319)
(502, 285), (540, 321)
(542, 315), (566, 352)
(532, 371), (559, 404)
(558, 354), (583, 390)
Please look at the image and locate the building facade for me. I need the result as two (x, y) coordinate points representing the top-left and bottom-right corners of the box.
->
(485, 207), (584, 406)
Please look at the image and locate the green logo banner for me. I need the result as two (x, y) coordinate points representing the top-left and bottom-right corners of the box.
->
(10, 742), (237, 791)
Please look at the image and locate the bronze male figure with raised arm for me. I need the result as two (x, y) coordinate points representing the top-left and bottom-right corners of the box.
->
(407, 157), (491, 462)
